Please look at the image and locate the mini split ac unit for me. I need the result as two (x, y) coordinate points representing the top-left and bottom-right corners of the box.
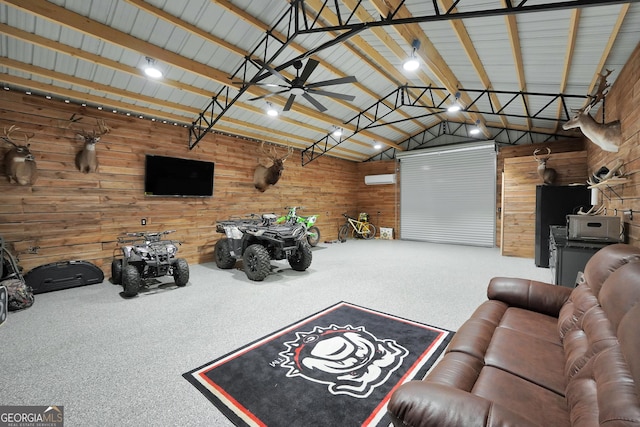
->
(364, 174), (396, 185)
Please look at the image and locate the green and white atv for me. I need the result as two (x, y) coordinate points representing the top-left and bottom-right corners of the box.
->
(214, 214), (312, 281)
(111, 230), (189, 297)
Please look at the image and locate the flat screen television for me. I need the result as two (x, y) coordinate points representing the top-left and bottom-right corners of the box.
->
(144, 154), (214, 197)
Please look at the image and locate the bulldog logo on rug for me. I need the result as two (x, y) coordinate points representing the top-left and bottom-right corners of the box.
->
(278, 324), (408, 398)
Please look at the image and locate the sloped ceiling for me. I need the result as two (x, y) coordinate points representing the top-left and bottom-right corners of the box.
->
(1, 0), (639, 164)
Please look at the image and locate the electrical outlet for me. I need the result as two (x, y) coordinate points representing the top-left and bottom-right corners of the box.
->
(141, 218), (147, 226)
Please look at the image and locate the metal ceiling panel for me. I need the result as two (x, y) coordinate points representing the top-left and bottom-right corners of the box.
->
(1, 0), (639, 163)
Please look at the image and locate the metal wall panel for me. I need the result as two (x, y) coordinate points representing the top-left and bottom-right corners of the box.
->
(398, 141), (496, 247)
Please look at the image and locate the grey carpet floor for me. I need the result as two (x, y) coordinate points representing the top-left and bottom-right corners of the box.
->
(0, 239), (552, 426)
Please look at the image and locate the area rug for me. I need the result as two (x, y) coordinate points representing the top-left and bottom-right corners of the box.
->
(183, 301), (454, 427)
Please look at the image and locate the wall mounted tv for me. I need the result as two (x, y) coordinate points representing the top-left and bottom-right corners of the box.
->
(144, 154), (214, 197)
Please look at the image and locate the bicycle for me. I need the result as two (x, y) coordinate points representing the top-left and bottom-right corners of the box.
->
(338, 213), (377, 242)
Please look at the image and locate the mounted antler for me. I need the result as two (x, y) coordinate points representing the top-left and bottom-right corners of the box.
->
(66, 114), (110, 173)
(533, 147), (557, 185)
(587, 69), (613, 107)
(1, 125), (37, 185)
(253, 142), (294, 192)
(562, 70), (621, 152)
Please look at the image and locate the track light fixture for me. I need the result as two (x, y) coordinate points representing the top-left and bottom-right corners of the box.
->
(403, 39), (421, 72)
(266, 102), (278, 117)
(143, 57), (163, 78)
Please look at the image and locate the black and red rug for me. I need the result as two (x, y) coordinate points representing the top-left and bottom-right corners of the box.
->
(183, 301), (453, 427)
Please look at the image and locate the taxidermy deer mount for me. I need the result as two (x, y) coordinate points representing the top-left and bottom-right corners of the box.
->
(533, 147), (557, 185)
(562, 69), (621, 152)
(65, 114), (110, 173)
(1, 125), (37, 186)
(253, 142), (294, 192)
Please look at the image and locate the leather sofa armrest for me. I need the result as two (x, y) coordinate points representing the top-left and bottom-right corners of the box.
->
(388, 382), (539, 427)
(487, 277), (572, 317)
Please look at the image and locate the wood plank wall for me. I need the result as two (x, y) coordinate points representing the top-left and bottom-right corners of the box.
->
(587, 41), (640, 247)
(497, 139), (585, 250)
(355, 160), (399, 237)
(0, 90), (390, 276)
(501, 150), (588, 258)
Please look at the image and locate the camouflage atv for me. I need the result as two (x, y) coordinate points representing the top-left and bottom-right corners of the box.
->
(111, 230), (189, 297)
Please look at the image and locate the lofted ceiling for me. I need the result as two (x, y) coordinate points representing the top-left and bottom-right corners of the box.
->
(1, 0), (639, 165)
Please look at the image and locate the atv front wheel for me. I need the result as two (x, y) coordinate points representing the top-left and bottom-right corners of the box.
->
(122, 265), (140, 297)
(215, 238), (236, 269)
(289, 241), (312, 271)
(111, 258), (123, 285)
(307, 226), (321, 247)
(173, 258), (189, 286)
(243, 244), (271, 281)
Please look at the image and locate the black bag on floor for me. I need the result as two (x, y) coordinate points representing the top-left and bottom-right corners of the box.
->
(1, 278), (34, 311)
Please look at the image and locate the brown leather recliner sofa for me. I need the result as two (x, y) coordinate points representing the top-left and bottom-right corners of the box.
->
(388, 243), (640, 427)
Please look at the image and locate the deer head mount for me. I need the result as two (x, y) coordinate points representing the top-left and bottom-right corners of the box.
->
(1, 125), (37, 186)
(562, 69), (621, 152)
(65, 114), (110, 173)
(253, 142), (294, 192)
(533, 147), (557, 185)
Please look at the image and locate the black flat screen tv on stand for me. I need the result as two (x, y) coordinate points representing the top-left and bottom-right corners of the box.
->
(144, 154), (214, 197)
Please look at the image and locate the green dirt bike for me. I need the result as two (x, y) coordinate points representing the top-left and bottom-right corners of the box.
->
(276, 206), (321, 247)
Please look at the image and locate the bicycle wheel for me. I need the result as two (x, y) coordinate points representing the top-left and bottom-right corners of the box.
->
(338, 225), (350, 242)
(363, 224), (377, 240)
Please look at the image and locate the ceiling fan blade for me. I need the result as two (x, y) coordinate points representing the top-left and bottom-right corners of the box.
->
(248, 89), (289, 101)
(307, 89), (355, 101)
(302, 93), (327, 112)
(306, 76), (357, 89)
(298, 59), (320, 85)
(255, 59), (291, 85)
(231, 81), (289, 89)
(283, 94), (296, 111)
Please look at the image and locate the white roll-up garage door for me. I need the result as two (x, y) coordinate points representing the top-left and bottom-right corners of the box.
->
(397, 141), (496, 247)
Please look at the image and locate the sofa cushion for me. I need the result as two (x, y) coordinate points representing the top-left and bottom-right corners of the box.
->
(498, 306), (560, 344)
(582, 243), (640, 297)
(472, 366), (569, 427)
(485, 326), (565, 395)
(562, 303), (617, 379)
(599, 262), (640, 332)
(566, 344), (640, 426)
(444, 300), (507, 360)
(558, 282), (599, 340)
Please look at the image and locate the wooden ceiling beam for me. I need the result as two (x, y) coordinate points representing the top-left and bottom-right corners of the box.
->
(0, 24), (375, 150)
(369, 0), (492, 139)
(1, 0), (397, 152)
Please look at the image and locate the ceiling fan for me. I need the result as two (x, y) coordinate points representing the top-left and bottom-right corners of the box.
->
(239, 58), (357, 112)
